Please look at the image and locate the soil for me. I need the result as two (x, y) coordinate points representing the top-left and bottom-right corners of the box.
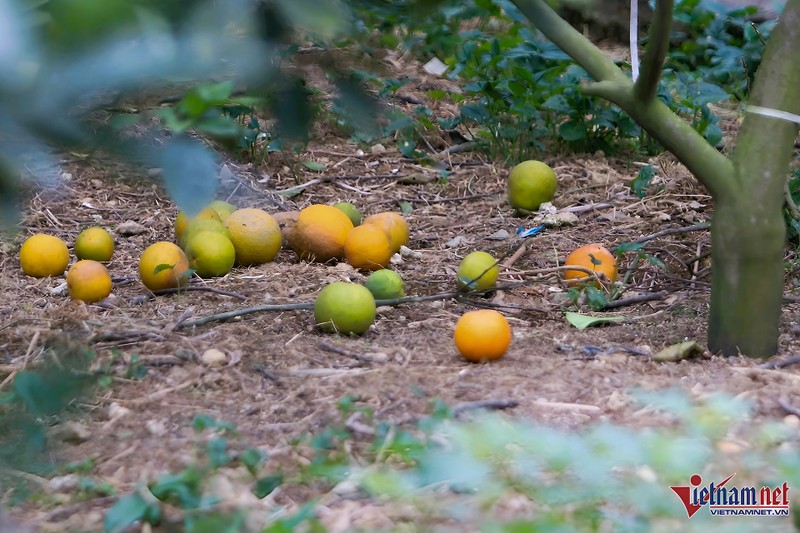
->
(2, 55), (800, 532)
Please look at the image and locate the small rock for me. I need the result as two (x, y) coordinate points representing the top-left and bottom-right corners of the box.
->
(389, 253), (403, 265)
(201, 348), (227, 367)
(48, 474), (80, 493)
(399, 245), (421, 259)
(376, 306), (394, 314)
(54, 421), (91, 444)
(365, 352), (389, 364)
(540, 212), (579, 227)
(783, 414), (800, 429)
(334, 262), (355, 272)
(116, 220), (147, 236)
(146, 419), (167, 437)
(446, 235), (468, 248)
(423, 57), (449, 76)
(107, 402), (131, 421)
(486, 229), (510, 241)
(332, 478), (360, 496)
(370, 143), (387, 154)
(606, 390), (628, 410)
(50, 282), (67, 296)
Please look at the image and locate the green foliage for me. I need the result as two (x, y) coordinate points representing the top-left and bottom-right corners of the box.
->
(0, 339), (97, 500)
(784, 167), (800, 243)
(630, 164), (657, 198)
(104, 414), (278, 533)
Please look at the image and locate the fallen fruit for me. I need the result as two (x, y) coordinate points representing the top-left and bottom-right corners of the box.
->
(185, 231), (236, 278)
(454, 309), (511, 362)
(344, 223), (392, 271)
(364, 269), (405, 300)
(564, 243), (618, 286)
(457, 251), (499, 292)
(224, 208), (282, 266)
(289, 204), (354, 262)
(174, 207), (221, 242)
(314, 282), (376, 335)
(333, 201), (362, 226)
(507, 160), (558, 213)
(207, 200), (237, 221)
(19, 234), (70, 278)
(74, 227), (114, 261)
(138, 241), (190, 291)
(66, 260), (112, 303)
(363, 212), (409, 253)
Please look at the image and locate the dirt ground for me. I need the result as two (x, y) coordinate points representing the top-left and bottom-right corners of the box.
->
(3, 67), (800, 531)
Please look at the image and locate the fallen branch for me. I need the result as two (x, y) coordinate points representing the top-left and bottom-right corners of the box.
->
(452, 399), (519, 417)
(758, 354), (800, 369)
(631, 223), (710, 245)
(778, 397), (800, 418)
(150, 286), (247, 301)
(601, 291), (669, 309)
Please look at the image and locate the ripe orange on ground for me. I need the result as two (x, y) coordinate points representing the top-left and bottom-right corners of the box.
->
(564, 243), (618, 285)
(363, 212), (409, 253)
(454, 310), (511, 362)
(344, 224), (392, 271)
(66, 260), (112, 303)
(74, 227), (114, 261)
(19, 234), (70, 277)
(223, 208), (282, 265)
(174, 207), (221, 242)
(179, 218), (230, 250)
(138, 241), (190, 291)
(289, 204), (354, 263)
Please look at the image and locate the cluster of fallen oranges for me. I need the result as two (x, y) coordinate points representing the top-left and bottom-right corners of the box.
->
(17, 160), (620, 363)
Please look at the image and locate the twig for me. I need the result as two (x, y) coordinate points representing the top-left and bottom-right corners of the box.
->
(601, 291), (668, 309)
(319, 340), (373, 364)
(41, 496), (118, 523)
(558, 202), (615, 214)
(630, 223), (710, 245)
(150, 286), (247, 301)
(432, 141), (480, 159)
(178, 302), (314, 328)
(533, 399), (601, 413)
(758, 354), (800, 369)
(778, 397), (800, 418)
(452, 399), (519, 417)
(502, 243), (528, 268)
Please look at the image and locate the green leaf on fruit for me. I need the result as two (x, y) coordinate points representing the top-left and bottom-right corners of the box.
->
(565, 312), (625, 330)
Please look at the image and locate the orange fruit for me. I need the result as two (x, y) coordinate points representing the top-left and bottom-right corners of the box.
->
(74, 227), (114, 261)
(19, 234), (70, 277)
(66, 260), (112, 303)
(363, 212), (409, 253)
(185, 231), (236, 278)
(289, 204), (354, 263)
(138, 241), (190, 291)
(454, 310), (511, 362)
(564, 243), (618, 286)
(174, 207), (221, 243)
(344, 224), (392, 271)
(314, 282), (376, 335)
(223, 208), (282, 265)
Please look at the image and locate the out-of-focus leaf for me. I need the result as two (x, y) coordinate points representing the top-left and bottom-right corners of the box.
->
(104, 492), (152, 533)
(274, 0), (350, 39)
(158, 137), (217, 217)
(302, 161), (326, 172)
(333, 75), (380, 138)
(565, 312), (625, 330)
(652, 341), (705, 362)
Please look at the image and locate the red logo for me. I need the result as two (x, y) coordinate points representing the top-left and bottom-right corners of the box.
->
(670, 473), (790, 518)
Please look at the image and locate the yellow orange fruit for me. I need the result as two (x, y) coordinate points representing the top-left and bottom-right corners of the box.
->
(179, 218), (230, 250)
(289, 204), (354, 263)
(185, 231), (236, 278)
(223, 208), (282, 266)
(74, 227), (114, 261)
(454, 310), (511, 362)
(457, 251), (499, 292)
(344, 224), (392, 271)
(19, 234), (70, 278)
(314, 282), (376, 335)
(564, 243), (618, 286)
(363, 212), (409, 253)
(174, 207), (221, 242)
(66, 260), (112, 303)
(207, 200), (237, 221)
(138, 241), (191, 291)
(507, 160), (558, 213)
